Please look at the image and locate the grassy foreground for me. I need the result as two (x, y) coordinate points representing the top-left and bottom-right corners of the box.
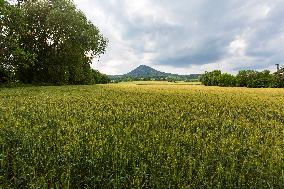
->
(1, 83), (284, 188)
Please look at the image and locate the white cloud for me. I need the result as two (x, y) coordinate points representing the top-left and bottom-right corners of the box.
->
(74, 0), (284, 75)
(228, 36), (247, 56)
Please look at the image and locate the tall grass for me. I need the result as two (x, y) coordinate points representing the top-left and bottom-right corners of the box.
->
(1, 84), (284, 188)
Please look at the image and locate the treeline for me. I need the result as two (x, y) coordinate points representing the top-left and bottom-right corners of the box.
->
(0, 0), (110, 85)
(200, 67), (284, 88)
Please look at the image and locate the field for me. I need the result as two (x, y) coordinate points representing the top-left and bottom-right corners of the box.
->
(1, 82), (284, 188)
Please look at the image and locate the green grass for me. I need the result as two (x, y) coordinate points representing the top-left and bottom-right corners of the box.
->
(1, 83), (284, 188)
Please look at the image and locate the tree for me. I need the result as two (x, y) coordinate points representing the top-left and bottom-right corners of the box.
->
(200, 70), (222, 86)
(201, 69), (283, 88)
(245, 70), (275, 88)
(1, 0), (107, 85)
(236, 70), (254, 87)
(217, 73), (236, 87)
(274, 67), (284, 88)
(0, 64), (14, 83)
(1, 0), (35, 83)
(91, 69), (110, 84)
(235, 70), (276, 88)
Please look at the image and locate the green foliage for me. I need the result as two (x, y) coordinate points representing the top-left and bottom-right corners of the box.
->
(0, 64), (14, 84)
(1, 0), (107, 85)
(217, 73), (236, 87)
(91, 69), (111, 84)
(235, 70), (276, 88)
(246, 70), (275, 88)
(274, 67), (284, 88)
(201, 69), (281, 88)
(235, 70), (255, 87)
(200, 70), (222, 86)
(1, 84), (284, 188)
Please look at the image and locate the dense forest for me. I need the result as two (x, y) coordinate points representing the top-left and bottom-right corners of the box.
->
(200, 67), (284, 88)
(0, 0), (110, 85)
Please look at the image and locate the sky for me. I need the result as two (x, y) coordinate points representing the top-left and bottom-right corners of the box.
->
(74, 0), (284, 75)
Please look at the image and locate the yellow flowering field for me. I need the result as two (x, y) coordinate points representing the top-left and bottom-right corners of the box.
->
(1, 83), (284, 188)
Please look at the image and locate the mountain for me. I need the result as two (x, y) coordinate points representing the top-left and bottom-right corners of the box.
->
(125, 65), (168, 77)
(109, 65), (201, 82)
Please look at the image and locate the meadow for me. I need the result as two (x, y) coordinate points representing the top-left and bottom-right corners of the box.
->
(1, 82), (284, 188)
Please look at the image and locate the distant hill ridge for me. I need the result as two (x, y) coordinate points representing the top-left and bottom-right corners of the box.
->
(125, 65), (169, 77)
(109, 65), (200, 81)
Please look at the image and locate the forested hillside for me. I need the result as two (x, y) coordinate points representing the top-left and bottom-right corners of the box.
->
(109, 65), (200, 82)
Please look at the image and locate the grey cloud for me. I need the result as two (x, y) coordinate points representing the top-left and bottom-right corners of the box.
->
(157, 37), (230, 66)
(75, 0), (284, 74)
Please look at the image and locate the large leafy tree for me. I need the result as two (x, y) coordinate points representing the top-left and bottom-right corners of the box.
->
(1, 0), (107, 84)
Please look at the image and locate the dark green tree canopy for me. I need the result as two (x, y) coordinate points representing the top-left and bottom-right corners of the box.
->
(1, 0), (108, 85)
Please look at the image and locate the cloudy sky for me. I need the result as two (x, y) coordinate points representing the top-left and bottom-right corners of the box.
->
(74, 0), (284, 75)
